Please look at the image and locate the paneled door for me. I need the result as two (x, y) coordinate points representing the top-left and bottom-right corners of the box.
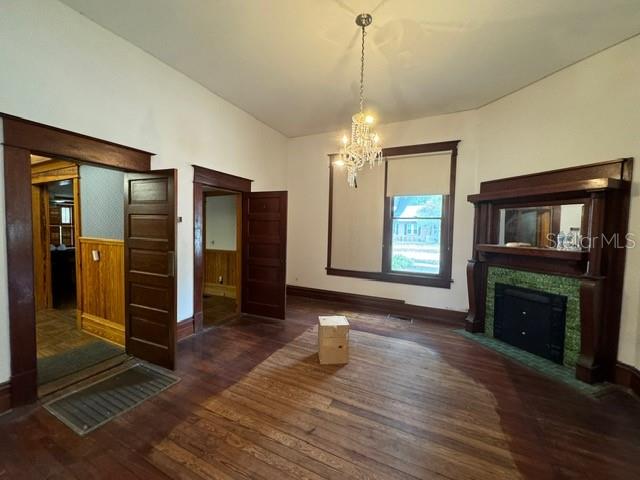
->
(124, 170), (177, 369)
(242, 191), (288, 319)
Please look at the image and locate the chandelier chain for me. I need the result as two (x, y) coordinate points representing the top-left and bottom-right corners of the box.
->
(359, 25), (366, 113)
(339, 13), (382, 188)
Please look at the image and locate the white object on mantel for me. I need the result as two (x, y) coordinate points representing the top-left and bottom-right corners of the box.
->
(318, 316), (350, 365)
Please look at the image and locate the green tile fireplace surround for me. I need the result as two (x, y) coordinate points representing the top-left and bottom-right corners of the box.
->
(484, 266), (581, 368)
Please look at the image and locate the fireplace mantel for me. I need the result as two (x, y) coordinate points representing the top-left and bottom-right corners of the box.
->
(465, 158), (633, 384)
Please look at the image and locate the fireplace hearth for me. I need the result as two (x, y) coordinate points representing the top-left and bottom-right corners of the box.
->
(494, 283), (567, 365)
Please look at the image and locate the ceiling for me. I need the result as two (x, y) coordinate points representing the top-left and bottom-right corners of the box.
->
(60, 0), (640, 137)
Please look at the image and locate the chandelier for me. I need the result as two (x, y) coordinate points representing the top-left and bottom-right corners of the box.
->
(338, 13), (383, 188)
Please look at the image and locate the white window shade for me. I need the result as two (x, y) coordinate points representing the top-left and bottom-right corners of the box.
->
(331, 163), (385, 272)
(386, 152), (451, 197)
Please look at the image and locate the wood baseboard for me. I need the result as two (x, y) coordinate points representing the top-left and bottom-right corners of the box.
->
(615, 362), (640, 396)
(81, 313), (125, 346)
(286, 285), (466, 325)
(177, 317), (195, 341)
(0, 382), (11, 415)
(204, 283), (236, 298)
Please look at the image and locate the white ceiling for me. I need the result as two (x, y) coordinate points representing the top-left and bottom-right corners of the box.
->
(59, 0), (640, 137)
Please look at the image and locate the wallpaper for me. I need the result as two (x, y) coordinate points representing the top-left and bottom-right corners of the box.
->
(79, 165), (124, 240)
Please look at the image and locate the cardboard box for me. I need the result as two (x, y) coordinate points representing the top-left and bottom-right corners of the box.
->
(318, 316), (349, 365)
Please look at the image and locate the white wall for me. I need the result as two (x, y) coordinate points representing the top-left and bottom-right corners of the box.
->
(286, 110), (479, 312)
(477, 35), (640, 368)
(0, 0), (287, 382)
(205, 195), (237, 251)
(287, 34), (640, 369)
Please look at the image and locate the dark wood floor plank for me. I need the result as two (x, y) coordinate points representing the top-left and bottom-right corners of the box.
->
(1, 296), (639, 479)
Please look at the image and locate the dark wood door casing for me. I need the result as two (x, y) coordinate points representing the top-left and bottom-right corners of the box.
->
(124, 170), (177, 369)
(242, 191), (288, 319)
(192, 165), (252, 333)
(2, 114), (154, 408)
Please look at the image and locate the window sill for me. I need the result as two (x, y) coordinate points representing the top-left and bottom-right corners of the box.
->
(326, 267), (452, 289)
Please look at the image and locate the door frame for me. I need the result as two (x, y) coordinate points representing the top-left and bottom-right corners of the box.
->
(31, 166), (81, 322)
(1, 114), (153, 407)
(192, 165), (252, 333)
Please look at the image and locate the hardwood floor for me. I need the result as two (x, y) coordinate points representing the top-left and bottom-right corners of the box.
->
(36, 308), (95, 358)
(1, 296), (639, 479)
(203, 294), (237, 327)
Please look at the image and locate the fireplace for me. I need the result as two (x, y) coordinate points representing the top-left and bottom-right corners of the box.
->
(494, 283), (567, 364)
(465, 159), (633, 383)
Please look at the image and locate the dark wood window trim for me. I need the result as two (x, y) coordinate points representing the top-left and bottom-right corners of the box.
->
(326, 140), (459, 289)
(192, 165), (252, 333)
(1, 113), (153, 408)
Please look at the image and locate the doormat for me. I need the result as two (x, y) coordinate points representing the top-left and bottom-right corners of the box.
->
(455, 329), (613, 396)
(44, 363), (180, 435)
(38, 340), (124, 386)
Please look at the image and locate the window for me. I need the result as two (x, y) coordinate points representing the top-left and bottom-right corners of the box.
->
(60, 206), (72, 224)
(390, 195), (443, 275)
(327, 141), (458, 288)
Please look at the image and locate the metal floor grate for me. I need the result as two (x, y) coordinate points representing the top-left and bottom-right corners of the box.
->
(44, 363), (180, 435)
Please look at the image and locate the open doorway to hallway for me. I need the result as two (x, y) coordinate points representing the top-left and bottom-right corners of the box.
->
(202, 189), (241, 327)
(31, 156), (126, 392)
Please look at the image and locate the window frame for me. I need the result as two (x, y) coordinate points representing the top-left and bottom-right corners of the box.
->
(326, 140), (459, 289)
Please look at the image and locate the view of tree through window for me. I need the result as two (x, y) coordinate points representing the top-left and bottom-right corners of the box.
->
(391, 195), (443, 275)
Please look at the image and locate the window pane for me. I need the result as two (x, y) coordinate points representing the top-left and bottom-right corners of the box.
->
(391, 218), (441, 274)
(61, 206), (71, 224)
(393, 195), (443, 218)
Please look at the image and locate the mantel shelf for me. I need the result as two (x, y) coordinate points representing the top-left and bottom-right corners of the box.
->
(468, 177), (623, 203)
(476, 244), (588, 261)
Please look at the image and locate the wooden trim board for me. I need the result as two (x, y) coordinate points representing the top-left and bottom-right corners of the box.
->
(2, 114), (152, 172)
(615, 362), (640, 397)
(177, 317), (195, 341)
(287, 285), (466, 325)
(0, 382), (11, 415)
(81, 313), (125, 346)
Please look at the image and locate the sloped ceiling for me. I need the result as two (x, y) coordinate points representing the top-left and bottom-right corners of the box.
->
(60, 0), (640, 137)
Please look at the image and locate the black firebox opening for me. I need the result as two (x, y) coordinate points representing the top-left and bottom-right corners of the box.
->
(494, 283), (567, 365)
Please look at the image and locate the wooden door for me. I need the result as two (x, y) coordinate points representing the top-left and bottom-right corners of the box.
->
(242, 191), (287, 319)
(124, 170), (177, 369)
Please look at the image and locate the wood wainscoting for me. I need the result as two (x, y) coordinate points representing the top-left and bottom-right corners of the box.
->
(78, 237), (125, 345)
(204, 249), (237, 298)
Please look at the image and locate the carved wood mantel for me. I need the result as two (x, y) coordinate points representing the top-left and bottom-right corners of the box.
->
(466, 159), (633, 384)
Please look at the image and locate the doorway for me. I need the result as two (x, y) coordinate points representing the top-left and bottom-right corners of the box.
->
(202, 189), (241, 327)
(193, 165), (288, 335)
(2, 115), (175, 408)
(31, 157), (127, 391)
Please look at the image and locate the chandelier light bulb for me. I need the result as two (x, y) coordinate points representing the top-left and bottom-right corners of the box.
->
(365, 115), (374, 124)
